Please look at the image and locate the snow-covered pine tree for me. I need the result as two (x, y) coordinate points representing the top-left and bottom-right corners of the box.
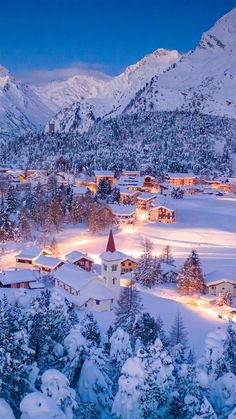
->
(77, 348), (113, 419)
(134, 312), (159, 348)
(177, 249), (205, 295)
(18, 206), (31, 241)
(80, 313), (101, 348)
(114, 282), (143, 342)
(169, 311), (188, 368)
(96, 179), (111, 201)
(142, 338), (175, 417)
(112, 348), (147, 419)
(109, 327), (132, 394)
(6, 185), (17, 214)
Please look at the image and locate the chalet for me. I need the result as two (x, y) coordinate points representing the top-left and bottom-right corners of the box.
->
(72, 186), (90, 197)
(122, 170), (141, 177)
(16, 247), (52, 269)
(34, 256), (64, 274)
(160, 262), (178, 283)
(166, 173), (197, 187)
(108, 204), (136, 224)
(0, 269), (44, 289)
(54, 263), (114, 311)
(149, 203), (176, 224)
(66, 251), (94, 272)
(136, 192), (157, 210)
(119, 188), (140, 205)
(94, 170), (115, 187)
(117, 252), (139, 274)
(117, 175), (145, 191)
(205, 270), (236, 297)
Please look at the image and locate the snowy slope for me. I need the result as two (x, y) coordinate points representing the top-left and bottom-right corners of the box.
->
(125, 7), (236, 118)
(49, 49), (181, 133)
(0, 66), (55, 139)
(33, 74), (108, 110)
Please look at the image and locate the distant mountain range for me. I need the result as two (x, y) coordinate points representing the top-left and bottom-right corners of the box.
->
(0, 7), (235, 140)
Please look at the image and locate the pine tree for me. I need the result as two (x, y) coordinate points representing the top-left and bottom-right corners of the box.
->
(169, 312), (188, 368)
(114, 283), (143, 341)
(134, 312), (159, 348)
(142, 338), (175, 418)
(96, 179), (111, 201)
(49, 237), (59, 257)
(81, 313), (101, 348)
(6, 185), (17, 214)
(18, 206), (31, 241)
(177, 249), (205, 295)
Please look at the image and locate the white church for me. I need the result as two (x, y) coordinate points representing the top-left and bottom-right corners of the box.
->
(54, 230), (123, 311)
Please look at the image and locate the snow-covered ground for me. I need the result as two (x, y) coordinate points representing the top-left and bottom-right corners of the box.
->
(1, 195), (236, 356)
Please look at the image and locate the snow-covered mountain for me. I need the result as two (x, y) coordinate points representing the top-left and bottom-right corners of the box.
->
(0, 66), (55, 139)
(49, 48), (181, 133)
(51, 7), (236, 135)
(33, 74), (108, 110)
(125, 7), (236, 118)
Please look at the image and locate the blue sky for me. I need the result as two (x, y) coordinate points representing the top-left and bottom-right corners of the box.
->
(0, 0), (235, 83)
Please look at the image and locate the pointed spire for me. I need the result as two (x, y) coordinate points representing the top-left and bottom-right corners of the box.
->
(106, 229), (116, 253)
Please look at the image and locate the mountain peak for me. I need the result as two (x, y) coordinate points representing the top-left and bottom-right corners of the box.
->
(199, 7), (236, 50)
(0, 65), (11, 79)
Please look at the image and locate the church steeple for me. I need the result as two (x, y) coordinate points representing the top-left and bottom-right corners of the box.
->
(106, 229), (116, 253)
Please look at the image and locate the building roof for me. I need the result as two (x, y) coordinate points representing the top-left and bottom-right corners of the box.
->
(16, 247), (49, 260)
(167, 172), (196, 179)
(94, 170), (114, 177)
(66, 250), (94, 264)
(73, 186), (89, 195)
(117, 175), (145, 188)
(150, 200), (176, 212)
(34, 256), (63, 269)
(57, 280), (114, 307)
(0, 269), (38, 286)
(100, 250), (123, 262)
(106, 229), (116, 253)
(109, 204), (136, 216)
(117, 251), (138, 264)
(119, 188), (140, 196)
(205, 269), (236, 286)
(137, 192), (157, 201)
(54, 263), (96, 292)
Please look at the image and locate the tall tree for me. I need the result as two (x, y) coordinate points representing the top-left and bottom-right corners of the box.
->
(177, 250), (205, 295)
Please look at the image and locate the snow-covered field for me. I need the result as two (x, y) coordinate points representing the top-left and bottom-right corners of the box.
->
(1, 195), (236, 355)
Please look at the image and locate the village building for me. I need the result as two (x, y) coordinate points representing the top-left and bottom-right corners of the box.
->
(119, 188), (140, 205)
(94, 170), (115, 187)
(100, 230), (122, 299)
(166, 173), (197, 187)
(72, 186), (90, 197)
(16, 247), (52, 269)
(136, 192), (157, 210)
(122, 170), (141, 177)
(205, 270), (236, 296)
(65, 251), (94, 272)
(34, 256), (64, 274)
(116, 175), (145, 190)
(117, 252), (139, 274)
(0, 269), (44, 289)
(108, 204), (137, 224)
(149, 203), (176, 223)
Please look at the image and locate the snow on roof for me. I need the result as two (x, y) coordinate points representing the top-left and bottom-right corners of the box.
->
(109, 204), (136, 216)
(94, 170), (114, 177)
(119, 188), (140, 196)
(34, 255), (63, 269)
(0, 269), (38, 286)
(167, 173), (196, 179)
(150, 200), (176, 212)
(66, 250), (94, 264)
(54, 262), (96, 291)
(73, 186), (89, 195)
(205, 269), (236, 286)
(16, 247), (49, 260)
(117, 175), (145, 188)
(227, 177), (236, 184)
(160, 262), (178, 275)
(137, 192), (157, 201)
(116, 251), (138, 264)
(100, 250), (123, 262)
(29, 281), (45, 289)
(77, 281), (114, 306)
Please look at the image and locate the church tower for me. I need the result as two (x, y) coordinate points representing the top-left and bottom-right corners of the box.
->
(100, 230), (122, 299)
